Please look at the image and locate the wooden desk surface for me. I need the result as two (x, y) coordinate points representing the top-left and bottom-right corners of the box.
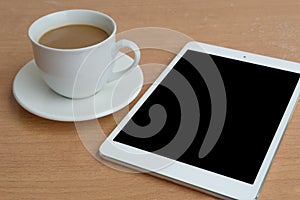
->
(1, 0), (300, 199)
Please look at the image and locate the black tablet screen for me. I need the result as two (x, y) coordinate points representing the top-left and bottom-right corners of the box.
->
(113, 50), (299, 184)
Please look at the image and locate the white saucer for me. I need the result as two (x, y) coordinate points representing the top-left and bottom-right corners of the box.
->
(13, 54), (143, 122)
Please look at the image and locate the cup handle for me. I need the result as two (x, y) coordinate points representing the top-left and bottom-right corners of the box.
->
(108, 39), (141, 82)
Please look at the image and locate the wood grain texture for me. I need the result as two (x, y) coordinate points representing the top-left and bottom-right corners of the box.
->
(0, 0), (300, 199)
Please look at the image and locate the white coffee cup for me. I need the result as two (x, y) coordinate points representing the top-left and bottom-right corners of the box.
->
(28, 9), (140, 99)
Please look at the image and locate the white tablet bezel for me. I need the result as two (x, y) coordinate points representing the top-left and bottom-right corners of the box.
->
(100, 41), (300, 199)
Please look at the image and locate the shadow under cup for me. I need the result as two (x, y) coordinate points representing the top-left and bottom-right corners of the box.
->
(28, 10), (119, 99)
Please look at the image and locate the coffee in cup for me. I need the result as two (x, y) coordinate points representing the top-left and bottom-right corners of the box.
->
(38, 24), (109, 49)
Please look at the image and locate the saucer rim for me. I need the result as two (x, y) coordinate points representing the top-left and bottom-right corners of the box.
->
(13, 58), (143, 122)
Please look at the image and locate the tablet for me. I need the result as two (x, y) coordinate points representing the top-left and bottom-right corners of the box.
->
(100, 41), (300, 199)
